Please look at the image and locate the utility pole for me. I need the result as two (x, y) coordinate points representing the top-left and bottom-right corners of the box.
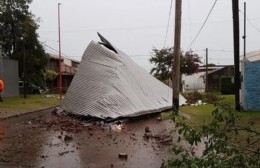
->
(58, 3), (62, 100)
(172, 0), (182, 113)
(243, 2), (246, 58)
(0, 45), (3, 79)
(205, 48), (208, 92)
(232, 0), (241, 111)
(23, 38), (27, 99)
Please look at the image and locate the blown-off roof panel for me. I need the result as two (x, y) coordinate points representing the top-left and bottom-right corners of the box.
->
(60, 41), (186, 119)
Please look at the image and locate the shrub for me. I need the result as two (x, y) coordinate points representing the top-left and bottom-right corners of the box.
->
(203, 93), (223, 104)
(183, 91), (203, 104)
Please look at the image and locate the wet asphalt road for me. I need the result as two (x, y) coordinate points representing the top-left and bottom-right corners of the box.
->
(0, 109), (177, 168)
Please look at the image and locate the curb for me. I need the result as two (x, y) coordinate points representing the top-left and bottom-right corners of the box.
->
(0, 106), (58, 120)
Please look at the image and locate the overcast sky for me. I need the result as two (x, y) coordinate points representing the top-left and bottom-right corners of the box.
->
(30, 0), (260, 71)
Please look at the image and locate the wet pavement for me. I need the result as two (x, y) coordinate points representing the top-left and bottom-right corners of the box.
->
(0, 109), (178, 168)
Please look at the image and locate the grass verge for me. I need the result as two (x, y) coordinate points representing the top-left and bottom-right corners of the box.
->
(165, 94), (260, 147)
(0, 94), (61, 119)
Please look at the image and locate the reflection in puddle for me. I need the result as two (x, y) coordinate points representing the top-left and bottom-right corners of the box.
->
(37, 131), (81, 168)
(109, 123), (126, 133)
(0, 124), (6, 139)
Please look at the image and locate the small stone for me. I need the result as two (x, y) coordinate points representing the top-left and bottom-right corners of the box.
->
(118, 153), (128, 159)
(145, 126), (150, 133)
(64, 135), (73, 142)
(88, 127), (93, 131)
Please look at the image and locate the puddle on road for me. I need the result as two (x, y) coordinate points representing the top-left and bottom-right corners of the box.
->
(110, 123), (124, 132)
(0, 110), (179, 168)
(0, 124), (6, 140)
(36, 132), (81, 168)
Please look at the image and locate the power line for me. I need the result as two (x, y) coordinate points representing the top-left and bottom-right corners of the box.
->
(188, 0), (192, 42)
(42, 43), (70, 58)
(44, 48), (58, 55)
(208, 49), (233, 53)
(40, 36), (58, 43)
(163, 0), (174, 47)
(187, 0), (218, 50)
(41, 42), (81, 60)
(40, 25), (166, 33)
(239, 10), (260, 35)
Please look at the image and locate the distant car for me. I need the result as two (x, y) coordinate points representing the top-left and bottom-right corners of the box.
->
(19, 81), (44, 94)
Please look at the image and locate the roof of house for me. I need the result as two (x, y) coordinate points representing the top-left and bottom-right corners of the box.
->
(60, 36), (186, 119)
(240, 50), (260, 62)
(207, 65), (233, 75)
(48, 54), (81, 63)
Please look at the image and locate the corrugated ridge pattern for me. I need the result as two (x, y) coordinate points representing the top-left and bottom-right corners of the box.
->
(60, 41), (186, 119)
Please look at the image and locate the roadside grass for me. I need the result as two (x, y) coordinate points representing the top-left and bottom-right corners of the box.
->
(182, 94), (260, 128)
(179, 104), (215, 126)
(0, 94), (61, 112)
(162, 94), (260, 147)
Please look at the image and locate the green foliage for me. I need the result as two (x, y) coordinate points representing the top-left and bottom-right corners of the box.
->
(45, 70), (58, 82)
(0, 0), (48, 86)
(203, 92), (223, 104)
(149, 48), (201, 82)
(220, 76), (235, 95)
(149, 48), (173, 81)
(183, 91), (203, 104)
(162, 104), (260, 168)
(181, 51), (202, 76)
(183, 91), (222, 105)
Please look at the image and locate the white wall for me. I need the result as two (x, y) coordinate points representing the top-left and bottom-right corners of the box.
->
(182, 72), (205, 92)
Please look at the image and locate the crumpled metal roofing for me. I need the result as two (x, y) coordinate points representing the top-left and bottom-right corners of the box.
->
(60, 38), (186, 119)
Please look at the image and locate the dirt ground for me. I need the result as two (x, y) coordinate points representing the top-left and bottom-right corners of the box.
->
(0, 109), (179, 168)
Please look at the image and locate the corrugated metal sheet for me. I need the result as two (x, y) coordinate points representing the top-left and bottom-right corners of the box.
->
(240, 50), (260, 62)
(60, 40), (186, 119)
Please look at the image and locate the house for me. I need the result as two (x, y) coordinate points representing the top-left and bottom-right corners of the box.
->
(241, 50), (260, 111)
(182, 65), (234, 92)
(0, 46), (19, 97)
(206, 65), (234, 91)
(182, 72), (205, 92)
(45, 54), (80, 93)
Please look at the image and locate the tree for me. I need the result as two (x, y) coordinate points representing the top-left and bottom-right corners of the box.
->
(181, 51), (201, 75)
(149, 48), (173, 81)
(149, 48), (201, 82)
(0, 0), (48, 86)
(44, 69), (57, 93)
(161, 104), (260, 167)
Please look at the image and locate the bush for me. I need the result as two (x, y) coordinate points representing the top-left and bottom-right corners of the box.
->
(203, 93), (223, 104)
(184, 92), (222, 105)
(183, 91), (203, 104)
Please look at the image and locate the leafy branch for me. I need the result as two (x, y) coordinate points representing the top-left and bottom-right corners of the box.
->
(162, 104), (260, 168)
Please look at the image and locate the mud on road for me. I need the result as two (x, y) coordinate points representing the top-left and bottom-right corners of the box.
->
(0, 109), (177, 168)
